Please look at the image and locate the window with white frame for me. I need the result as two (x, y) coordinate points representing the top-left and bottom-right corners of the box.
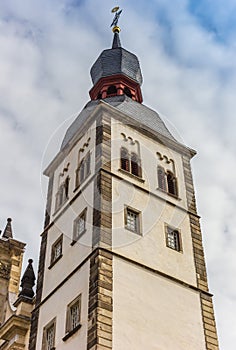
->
(73, 209), (87, 242)
(63, 295), (82, 341)
(42, 318), (56, 350)
(50, 235), (63, 266)
(125, 207), (141, 234)
(166, 226), (181, 252)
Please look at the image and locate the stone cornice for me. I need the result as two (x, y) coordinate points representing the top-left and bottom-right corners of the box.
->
(0, 314), (31, 340)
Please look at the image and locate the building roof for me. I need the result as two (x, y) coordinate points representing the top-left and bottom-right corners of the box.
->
(60, 95), (178, 150)
(90, 33), (143, 86)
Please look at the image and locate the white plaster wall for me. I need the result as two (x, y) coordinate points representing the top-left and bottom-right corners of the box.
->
(36, 262), (90, 350)
(112, 176), (197, 286)
(42, 180), (94, 299)
(113, 257), (206, 350)
(111, 119), (188, 210)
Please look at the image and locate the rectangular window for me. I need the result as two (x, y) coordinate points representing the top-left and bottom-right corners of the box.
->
(50, 235), (63, 266)
(125, 207), (141, 234)
(166, 226), (181, 252)
(46, 325), (55, 350)
(42, 318), (56, 350)
(73, 209), (87, 242)
(63, 295), (82, 341)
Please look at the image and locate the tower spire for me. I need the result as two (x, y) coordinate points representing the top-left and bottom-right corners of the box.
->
(2, 218), (13, 239)
(19, 259), (35, 299)
(112, 31), (121, 48)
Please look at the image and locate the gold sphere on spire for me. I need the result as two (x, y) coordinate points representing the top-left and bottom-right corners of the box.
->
(112, 26), (121, 33)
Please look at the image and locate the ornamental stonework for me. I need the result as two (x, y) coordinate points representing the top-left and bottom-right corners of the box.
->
(0, 261), (11, 280)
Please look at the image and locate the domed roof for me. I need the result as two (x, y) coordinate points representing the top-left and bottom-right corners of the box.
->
(90, 32), (143, 86)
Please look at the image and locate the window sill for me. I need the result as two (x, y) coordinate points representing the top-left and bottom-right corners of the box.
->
(48, 254), (63, 269)
(53, 199), (68, 216)
(73, 172), (91, 193)
(166, 245), (183, 254)
(62, 324), (82, 342)
(156, 188), (181, 201)
(118, 169), (145, 183)
(70, 230), (86, 246)
(125, 226), (142, 236)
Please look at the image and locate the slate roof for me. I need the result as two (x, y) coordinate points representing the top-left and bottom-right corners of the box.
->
(60, 95), (178, 150)
(90, 46), (143, 86)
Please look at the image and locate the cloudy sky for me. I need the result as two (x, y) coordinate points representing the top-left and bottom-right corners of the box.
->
(0, 0), (235, 348)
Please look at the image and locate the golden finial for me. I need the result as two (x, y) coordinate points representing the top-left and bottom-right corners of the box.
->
(111, 6), (122, 32)
(112, 26), (121, 33)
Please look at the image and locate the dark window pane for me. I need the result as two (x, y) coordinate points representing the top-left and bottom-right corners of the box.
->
(131, 154), (139, 176)
(107, 85), (117, 96)
(167, 172), (178, 196)
(121, 148), (130, 172)
(158, 166), (166, 191)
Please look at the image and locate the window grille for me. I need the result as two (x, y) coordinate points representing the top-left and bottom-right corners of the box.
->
(125, 208), (140, 234)
(166, 226), (181, 251)
(65, 295), (82, 337)
(51, 235), (63, 265)
(73, 209), (87, 242)
(46, 325), (55, 350)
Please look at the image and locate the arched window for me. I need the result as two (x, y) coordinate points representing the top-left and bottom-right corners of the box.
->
(97, 92), (102, 99)
(79, 159), (85, 184)
(107, 85), (117, 97)
(157, 166), (166, 191)
(55, 177), (70, 211)
(120, 147), (130, 172)
(76, 152), (91, 187)
(167, 172), (178, 196)
(131, 153), (141, 177)
(65, 177), (70, 198)
(124, 87), (132, 98)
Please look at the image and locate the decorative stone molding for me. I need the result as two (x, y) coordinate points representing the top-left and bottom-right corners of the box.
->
(92, 114), (112, 248)
(87, 249), (113, 350)
(87, 114), (113, 349)
(182, 155), (219, 350)
(0, 261), (10, 280)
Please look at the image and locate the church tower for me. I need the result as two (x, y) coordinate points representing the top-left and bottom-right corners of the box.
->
(29, 11), (219, 350)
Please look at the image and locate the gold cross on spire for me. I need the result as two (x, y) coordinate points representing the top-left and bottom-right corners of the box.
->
(111, 6), (123, 33)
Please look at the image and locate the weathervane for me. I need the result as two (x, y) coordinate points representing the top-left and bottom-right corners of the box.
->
(111, 6), (123, 32)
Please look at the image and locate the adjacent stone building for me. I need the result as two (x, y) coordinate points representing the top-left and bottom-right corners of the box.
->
(0, 219), (35, 350)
